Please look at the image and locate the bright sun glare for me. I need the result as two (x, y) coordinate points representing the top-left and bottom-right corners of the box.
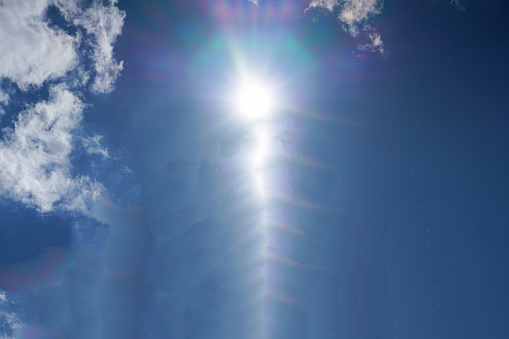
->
(234, 77), (274, 120)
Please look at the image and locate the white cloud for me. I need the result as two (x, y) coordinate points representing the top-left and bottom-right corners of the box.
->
(73, 3), (125, 93)
(308, 0), (338, 12)
(308, 0), (382, 35)
(307, 0), (383, 53)
(0, 0), (125, 92)
(0, 311), (23, 338)
(0, 85), (103, 213)
(357, 30), (384, 54)
(83, 135), (109, 158)
(0, 0), (124, 213)
(0, 291), (23, 339)
(0, 90), (8, 120)
(0, 0), (78, 90)
(339, 0), (382, 36)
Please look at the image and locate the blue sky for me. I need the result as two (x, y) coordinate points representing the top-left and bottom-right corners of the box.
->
(1, 0), (509, 338)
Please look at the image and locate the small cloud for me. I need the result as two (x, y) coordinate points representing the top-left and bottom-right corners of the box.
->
(0, 90), (9, 105)
(339, 0), (382, 36)
(0, 89), (7, 121)
(357, 30), (385, 54)
(0, 301), (23, 339)
(83, 135), (110, 159)
(73, 3), (126, 93)
(307, 0), (384, 54)
(450, 0), (465, 11)
(308, 0), (382, 35)
(308, 0), (338, 12)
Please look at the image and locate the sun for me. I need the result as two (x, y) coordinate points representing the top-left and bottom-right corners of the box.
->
(234, 76), (274, 121)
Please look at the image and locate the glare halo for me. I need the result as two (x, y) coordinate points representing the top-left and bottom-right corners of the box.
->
(234, 76), (274, 120)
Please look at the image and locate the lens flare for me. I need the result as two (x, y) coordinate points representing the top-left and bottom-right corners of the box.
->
(234, 76), (274, 120)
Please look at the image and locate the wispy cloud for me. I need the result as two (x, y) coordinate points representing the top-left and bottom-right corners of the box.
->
(0, 290), (23, 339)
(357, 29), (385, 54)
(0, 0), (77, 90)
(0, 0), (125, 212)
(308, 0), (337, 12)
(0, 311), (23, 339)
(83, 135), (110, 159)
(0, 89), (8, 120)
(308, 0), (384, 54)
(73, 3), (126, 93)
(0, 85), (103, 212)
(0, 90), (8, 106)
(450, 0), (465, 11)
(339, 0), (382, 36)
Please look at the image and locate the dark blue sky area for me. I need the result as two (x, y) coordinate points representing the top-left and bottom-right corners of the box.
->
(106, 1), (509, 337)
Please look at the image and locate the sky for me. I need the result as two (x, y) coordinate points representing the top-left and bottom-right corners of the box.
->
(0, 0), (508, 338)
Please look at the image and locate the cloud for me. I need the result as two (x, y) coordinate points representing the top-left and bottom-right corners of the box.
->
(0, 89), (9, 105)
(0, 0), (125, 212)
(0, 90), (8, 105)
(450, 0), (465, 11)
(308, 0), (337, 12)
(83, 135), (110, 158)
(340, 0), (382, 36)
(357, 30), (385, 54)
(0, 291), (23, 339)
(0, 311), (23, 339)
(0, 0), (78, 90)
(0, 90), (8, 120)
(0, 85), (103, 212)
(308, 0), (384, 53)
(73, 3), (126, 93)
(308, 0), (382, 34)
(0, 0), (125, 92)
